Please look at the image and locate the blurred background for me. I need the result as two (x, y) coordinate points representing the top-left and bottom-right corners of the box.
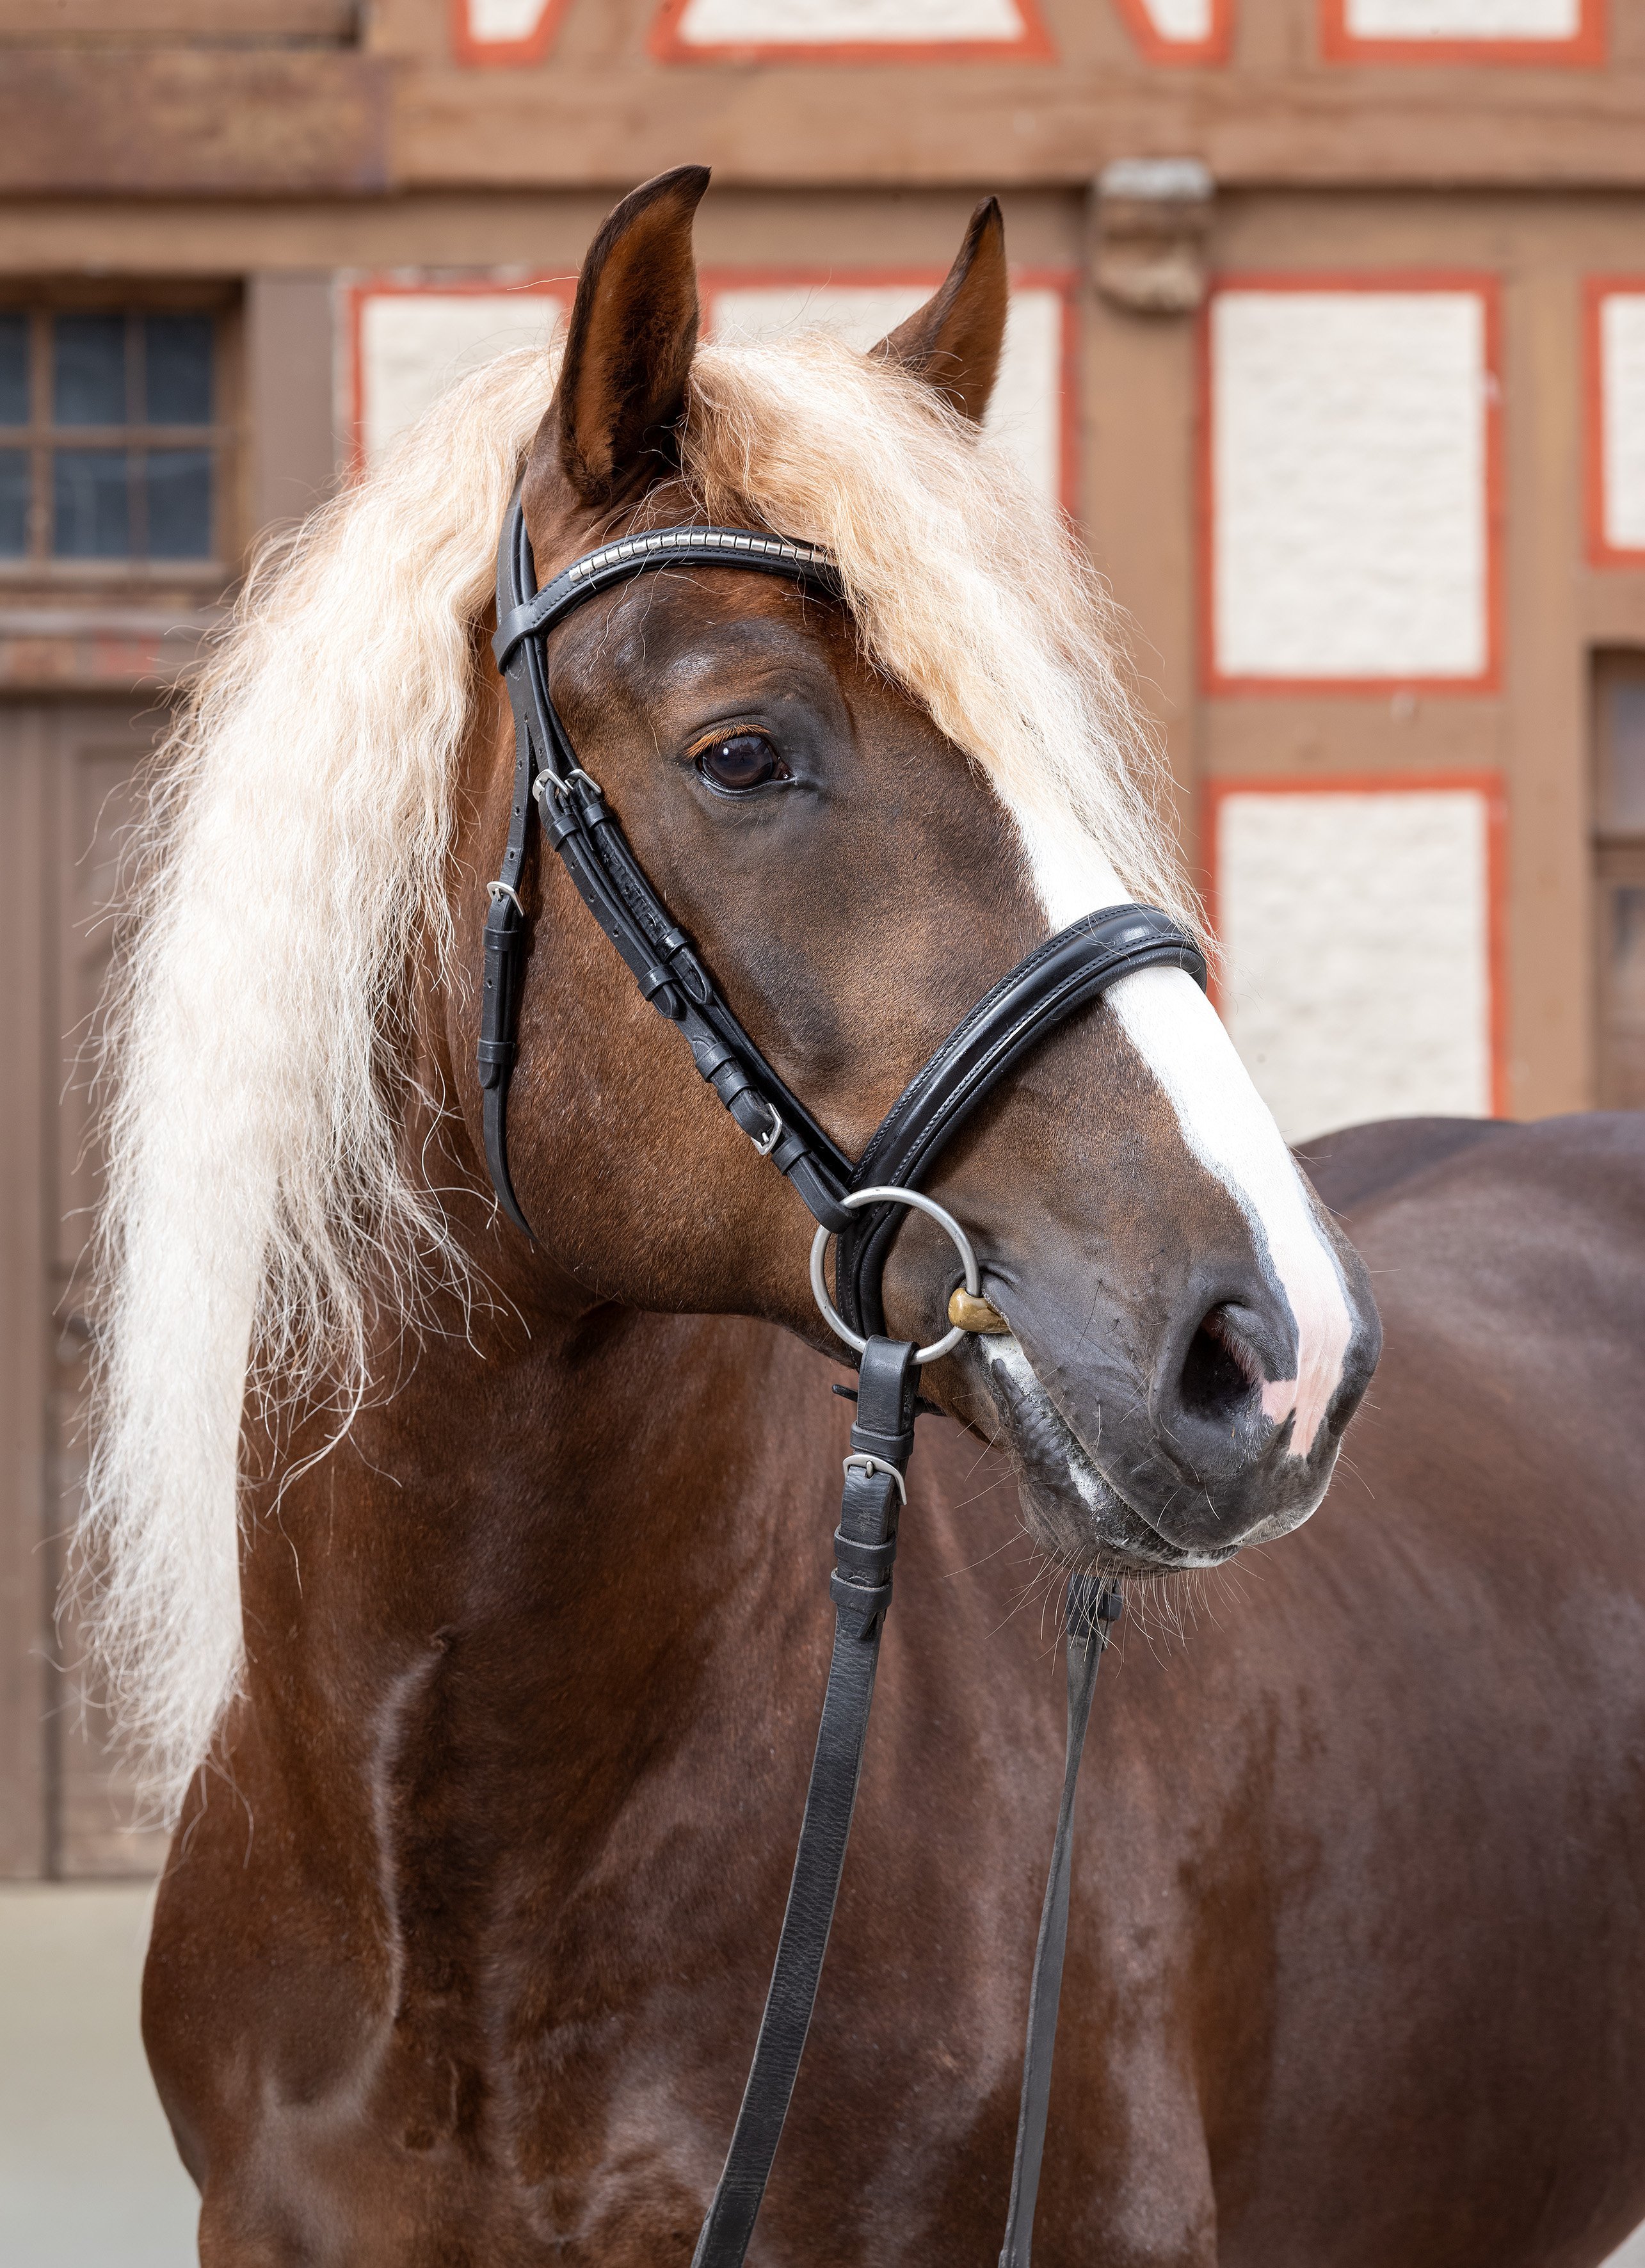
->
(1, 0), (1642, 2260)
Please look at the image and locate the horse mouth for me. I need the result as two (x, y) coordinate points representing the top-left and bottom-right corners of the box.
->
(978, 1333), (1246, 1575)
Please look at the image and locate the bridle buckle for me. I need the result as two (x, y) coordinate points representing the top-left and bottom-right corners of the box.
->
(842, 1452), (907, 1505)
(750, 1102), (784, 1159)
(534, 765), (603, 807)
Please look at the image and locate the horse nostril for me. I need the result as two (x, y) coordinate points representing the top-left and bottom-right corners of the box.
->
(1178, 1307), (1263, 1426)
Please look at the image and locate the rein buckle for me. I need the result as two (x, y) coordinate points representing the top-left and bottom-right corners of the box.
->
(841, 1452), (906, 1505)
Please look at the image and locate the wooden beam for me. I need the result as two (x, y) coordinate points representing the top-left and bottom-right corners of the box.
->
(396, 63), (1645, 193)
(5, 45), (1645, 199)
(0, 51), (388, 197)
(0, 0), (357, 40)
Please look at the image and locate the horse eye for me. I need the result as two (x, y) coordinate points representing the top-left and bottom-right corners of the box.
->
(697, 733), (782, 794)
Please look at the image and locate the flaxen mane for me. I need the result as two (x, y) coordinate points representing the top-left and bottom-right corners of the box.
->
(84, 330), (1194, 1819)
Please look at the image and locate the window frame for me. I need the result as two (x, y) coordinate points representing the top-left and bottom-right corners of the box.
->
(0, 280), (240, 586)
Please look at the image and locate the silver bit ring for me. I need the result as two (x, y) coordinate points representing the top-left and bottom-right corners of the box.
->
(810, 1186), (981, 1365)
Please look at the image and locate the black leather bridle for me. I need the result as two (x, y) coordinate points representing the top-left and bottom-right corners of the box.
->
(481, 492), (1208, 2266)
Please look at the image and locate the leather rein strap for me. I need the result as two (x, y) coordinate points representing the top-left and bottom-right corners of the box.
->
(693, 1371), (1121, 2268)
(482, 491), (1208, 2266)
(693, 1334), (920, 2267)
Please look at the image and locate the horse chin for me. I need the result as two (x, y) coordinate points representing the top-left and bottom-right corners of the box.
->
(980, 1335), (1323, 1575)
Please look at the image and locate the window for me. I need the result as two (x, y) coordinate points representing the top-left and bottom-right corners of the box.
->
(1593, 654), (1645, 1107)
(0, 303), (232, 571)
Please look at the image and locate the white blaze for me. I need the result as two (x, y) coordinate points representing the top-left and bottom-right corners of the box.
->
(1009, 797), (1354, 1458)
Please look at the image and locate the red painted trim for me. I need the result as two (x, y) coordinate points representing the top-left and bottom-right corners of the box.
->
(449, 0), (579, 67)
(344, 273), (573, 474)
(1198, 270), (1503, 698)
(1110, 0), (1234, 66)
(1584, 275), (1645, 568)
(1205, 768), (1511, 1116)
(647, 0), (1056, 64)
(1319, 0), (1603, 67)
(698, 264), (1079, 519)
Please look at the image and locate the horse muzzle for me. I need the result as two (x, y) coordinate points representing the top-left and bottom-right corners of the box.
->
(975, 1250), (1380, 1568)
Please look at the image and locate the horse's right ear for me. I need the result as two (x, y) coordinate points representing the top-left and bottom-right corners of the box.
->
(547, 165), (710, 511)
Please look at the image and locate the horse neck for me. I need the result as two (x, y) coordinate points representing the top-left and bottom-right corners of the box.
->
(269, 1294), (842, 1862)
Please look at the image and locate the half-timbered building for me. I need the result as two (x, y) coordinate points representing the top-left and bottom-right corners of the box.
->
(2, 0), (1642, 1871)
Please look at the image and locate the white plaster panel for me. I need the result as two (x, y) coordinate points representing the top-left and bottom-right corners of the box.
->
(1217, 788), (1493, 1141)
(1137, 0), (1215, 38)
(709, 282), (1064, 503)
(357, 290), (566, 463)
(1212, 289), (1488, 682)
(1345, 0), (1578, 33)
(671, 0), (1028, 43)
(1601, 294), (1645, 554)
(465, 0), (552, 41)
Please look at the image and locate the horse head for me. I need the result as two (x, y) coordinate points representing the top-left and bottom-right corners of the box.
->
(445, 165), (1380, 1578)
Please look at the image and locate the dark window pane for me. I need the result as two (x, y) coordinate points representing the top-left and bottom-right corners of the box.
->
(54, 448), (130, 556)
(0, 448), (27, 555)
(1605, 679), (1645, 832)
(54, 313), (127, 426)
(144, 447), (212, 558)
(0, 314), (26, 426)
(143, 314), (213, 426)
(1602, 881), (1645, 1109)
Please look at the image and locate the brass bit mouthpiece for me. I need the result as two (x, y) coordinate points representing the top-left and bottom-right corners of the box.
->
(948, 1287), (1010, 1335)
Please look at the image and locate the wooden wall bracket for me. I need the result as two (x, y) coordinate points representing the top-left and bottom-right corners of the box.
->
(1093, 157), (1216, 316)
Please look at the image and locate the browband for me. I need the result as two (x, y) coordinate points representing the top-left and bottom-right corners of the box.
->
(494, 522), (840, 670)
(482, 492), (1208, 1334)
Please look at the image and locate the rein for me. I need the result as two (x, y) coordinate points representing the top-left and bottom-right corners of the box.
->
(482, 495), (1207, 2265)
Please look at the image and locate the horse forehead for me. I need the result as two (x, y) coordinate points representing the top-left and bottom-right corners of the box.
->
(552, 566), (856, 706)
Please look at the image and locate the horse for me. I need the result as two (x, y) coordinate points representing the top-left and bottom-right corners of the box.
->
(84, 166), (1642, 2264)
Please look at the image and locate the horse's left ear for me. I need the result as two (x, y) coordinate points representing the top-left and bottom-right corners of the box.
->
(872, 198), (1007, 425)
(547, 163), (710, 511)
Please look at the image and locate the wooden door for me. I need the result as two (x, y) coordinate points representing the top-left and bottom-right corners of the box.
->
(0, 696), (170, 1877)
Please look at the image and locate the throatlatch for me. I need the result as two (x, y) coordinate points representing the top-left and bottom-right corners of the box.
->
(482, 490), (1205, 2267)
